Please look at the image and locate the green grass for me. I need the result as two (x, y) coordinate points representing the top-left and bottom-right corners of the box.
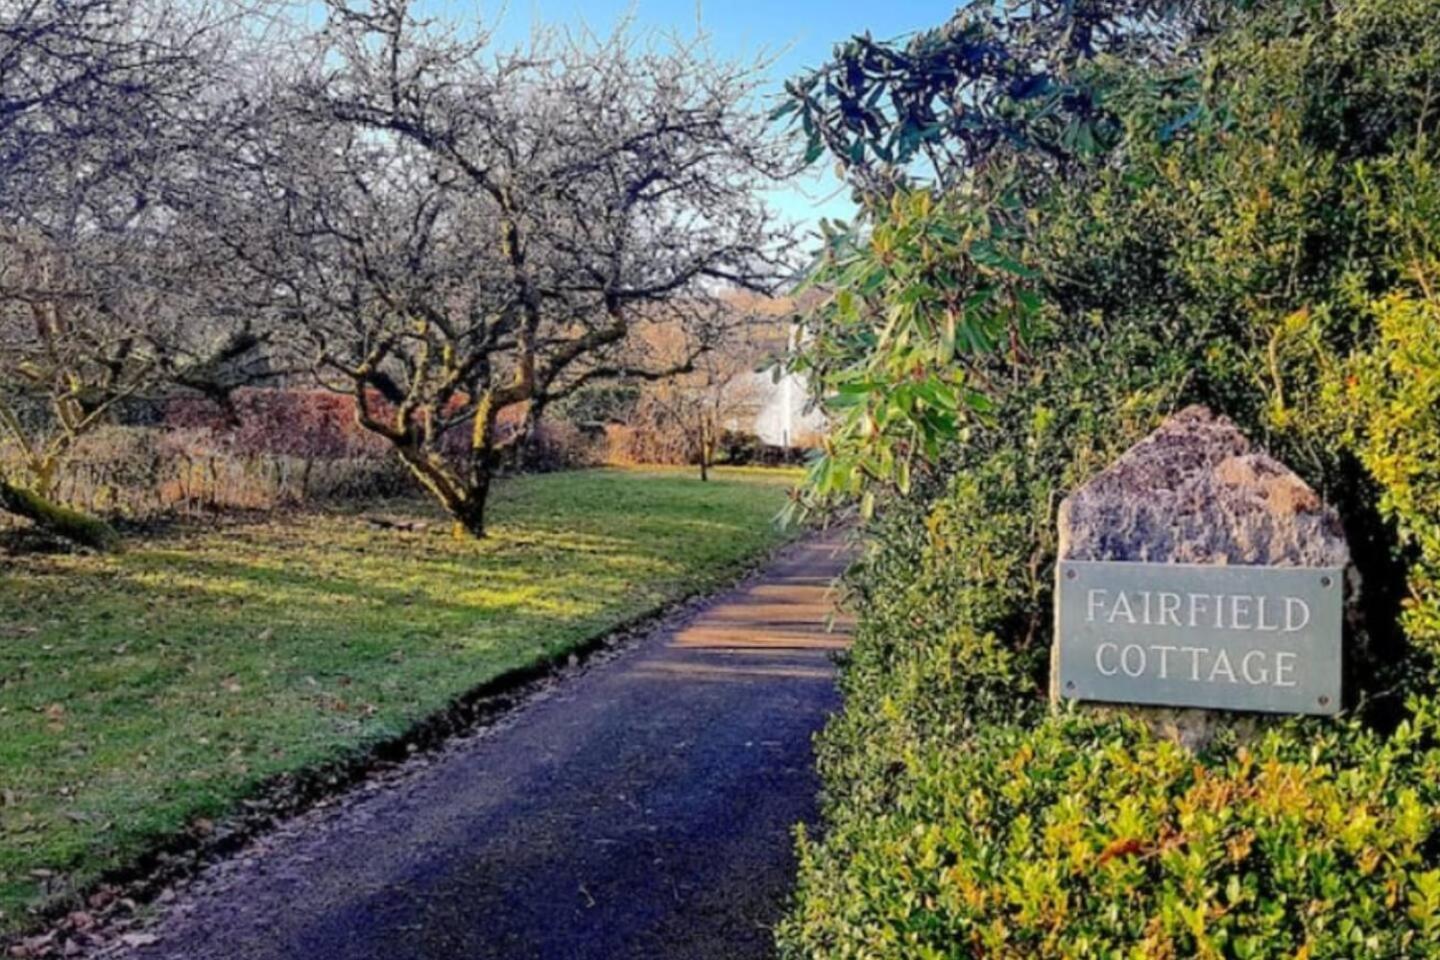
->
(0, 466), (799, 931)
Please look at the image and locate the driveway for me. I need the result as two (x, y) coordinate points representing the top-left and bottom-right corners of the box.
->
(106, 532), (852, 960)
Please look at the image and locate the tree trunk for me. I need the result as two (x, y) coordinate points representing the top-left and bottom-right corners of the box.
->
(0, 478), (121, 551)
(389, 442), (493, 540)
(698, 422), (713, 482)
(450, 491), (488, 540)
(352, 391), (499, 541)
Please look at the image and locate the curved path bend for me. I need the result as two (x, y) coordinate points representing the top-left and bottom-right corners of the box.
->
(107, 533), (852, 960)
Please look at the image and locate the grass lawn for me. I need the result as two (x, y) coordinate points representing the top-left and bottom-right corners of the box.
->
(0, 466), (799, 932)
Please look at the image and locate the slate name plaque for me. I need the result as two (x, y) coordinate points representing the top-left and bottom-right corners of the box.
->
(1057, 560), (1342, 716)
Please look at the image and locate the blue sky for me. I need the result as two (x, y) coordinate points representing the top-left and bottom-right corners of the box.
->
(411, 0), (956, 231)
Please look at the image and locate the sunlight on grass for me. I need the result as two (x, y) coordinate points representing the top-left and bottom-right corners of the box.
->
(0, 467), (798, 930)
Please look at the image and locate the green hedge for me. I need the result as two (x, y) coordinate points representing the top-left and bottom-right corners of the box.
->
(782, 380), (1440, 958)
(782, 383), (1440, 958)
(779, 2), (1440, 957)
(788, 708), (1440, 959)
(1337, 290), (1440, 661)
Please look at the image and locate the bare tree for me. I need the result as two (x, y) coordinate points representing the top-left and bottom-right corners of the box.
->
(1, 1), (203, 208)
(629, 314), (768, 481)
(0, 0), (276, 547)
(212, 1), (795, 537)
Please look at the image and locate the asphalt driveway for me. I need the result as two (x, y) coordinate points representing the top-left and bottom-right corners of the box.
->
(104, 532), (852, 960)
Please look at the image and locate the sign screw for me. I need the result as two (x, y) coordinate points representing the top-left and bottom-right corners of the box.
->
(1065, 681), (1076, 690)
(1318, 695), (1331, 706)
(1065, 568), (1077, 581)
(1320, 575), (1333, 589)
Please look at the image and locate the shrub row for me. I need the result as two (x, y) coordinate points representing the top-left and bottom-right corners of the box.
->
(790, 706), (1440, 959)
(781, 335), (1440, 957)
(779, 2), (1440, 956)
(0, 390), (614, 524)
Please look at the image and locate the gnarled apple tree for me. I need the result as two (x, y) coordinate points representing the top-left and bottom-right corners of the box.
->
(0, 0), (274, 548)
(219, 1), (793, 537)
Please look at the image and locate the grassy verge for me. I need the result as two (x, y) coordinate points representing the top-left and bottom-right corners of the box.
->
(0, 466), (799, 932)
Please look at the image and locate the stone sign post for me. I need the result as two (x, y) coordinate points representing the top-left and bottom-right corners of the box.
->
(1051, 406), (1350, 745)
